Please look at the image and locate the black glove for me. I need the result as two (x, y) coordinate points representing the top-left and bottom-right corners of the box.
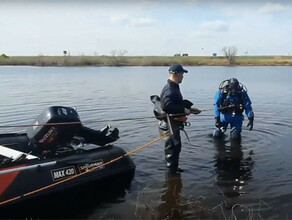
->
(247, 116), (254, 131)
(215, 116), (221, 128)
(183, 99), (193, 109)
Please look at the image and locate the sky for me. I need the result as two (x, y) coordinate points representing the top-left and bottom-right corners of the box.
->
(1, 0), (292, 56)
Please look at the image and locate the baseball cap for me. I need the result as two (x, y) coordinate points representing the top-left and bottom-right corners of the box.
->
(168, 64), (188, 74)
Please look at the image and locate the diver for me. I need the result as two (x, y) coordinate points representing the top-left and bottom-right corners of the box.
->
(213, 78), (254, 141)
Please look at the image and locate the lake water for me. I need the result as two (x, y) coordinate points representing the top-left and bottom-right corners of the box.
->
(0, 66), (292, 219)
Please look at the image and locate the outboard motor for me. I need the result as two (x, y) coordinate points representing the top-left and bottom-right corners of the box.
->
(27, 106), (81, 151)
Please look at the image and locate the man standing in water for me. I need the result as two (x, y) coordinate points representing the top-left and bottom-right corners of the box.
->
(160, 64), (201, 173)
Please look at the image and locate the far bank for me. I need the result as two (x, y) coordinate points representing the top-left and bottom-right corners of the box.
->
(0, 55), (292, 66)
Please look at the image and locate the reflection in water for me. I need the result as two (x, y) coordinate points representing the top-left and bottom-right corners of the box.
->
(158, 172), (183, 219)
(157, 172), (221, 219)
(213, 139), (254, 199)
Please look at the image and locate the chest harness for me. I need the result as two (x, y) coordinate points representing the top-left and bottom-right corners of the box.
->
(218, 79), (248, 116)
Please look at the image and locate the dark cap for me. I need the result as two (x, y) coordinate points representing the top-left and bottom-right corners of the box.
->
(168, 64), (188, 74)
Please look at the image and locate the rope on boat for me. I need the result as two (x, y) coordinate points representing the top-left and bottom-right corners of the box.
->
(0, 132), (170, 207)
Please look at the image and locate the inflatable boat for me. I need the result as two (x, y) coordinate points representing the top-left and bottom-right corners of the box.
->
(0, 106), (135, 207)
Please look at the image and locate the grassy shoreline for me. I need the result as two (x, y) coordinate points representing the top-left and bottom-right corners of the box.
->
(1, 55), (292, 66)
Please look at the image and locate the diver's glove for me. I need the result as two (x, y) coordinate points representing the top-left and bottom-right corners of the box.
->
(215, 116), (221, 128)
(247, 116), (254, 131)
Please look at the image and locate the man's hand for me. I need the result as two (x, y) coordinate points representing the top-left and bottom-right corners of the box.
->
(247, 116), (254, 131)
(190, 107), (201, 115)
(184, 108), (191, 115)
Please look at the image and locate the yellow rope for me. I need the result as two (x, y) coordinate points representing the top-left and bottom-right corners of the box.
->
(0, 132), (170, 206)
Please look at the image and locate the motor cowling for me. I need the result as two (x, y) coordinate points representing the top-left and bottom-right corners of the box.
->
(27, 106), (81, 150)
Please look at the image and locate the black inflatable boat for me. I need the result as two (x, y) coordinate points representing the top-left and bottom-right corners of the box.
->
(0, 106), (135, 206)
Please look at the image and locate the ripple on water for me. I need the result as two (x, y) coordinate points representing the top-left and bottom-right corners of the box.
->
(1, 66), (292, 219)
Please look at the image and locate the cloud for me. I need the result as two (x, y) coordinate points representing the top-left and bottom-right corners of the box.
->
(201, 20), (229, 32)
(110, 14), (130, 24)
(129, 17), (155, 27)
(259, 3), (292, 13)
(183, 0), (199, 4)
(110, 14), (155, 27)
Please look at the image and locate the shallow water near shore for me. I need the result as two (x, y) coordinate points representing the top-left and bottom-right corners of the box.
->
(0, 66), (292, 219)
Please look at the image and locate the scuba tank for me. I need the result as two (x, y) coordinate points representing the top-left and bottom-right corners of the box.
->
(218, 78), (247, 95)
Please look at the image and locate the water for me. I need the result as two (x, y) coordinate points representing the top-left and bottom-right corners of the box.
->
(0, 66), (292, 219)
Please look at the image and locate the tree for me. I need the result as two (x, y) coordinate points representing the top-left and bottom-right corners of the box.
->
(222, 46), (237, 65)
(110, 50), (128, 66)
(110, 49), (128, 57)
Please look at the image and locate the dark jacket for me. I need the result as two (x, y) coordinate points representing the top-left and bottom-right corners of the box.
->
(160, 79), (185, 114)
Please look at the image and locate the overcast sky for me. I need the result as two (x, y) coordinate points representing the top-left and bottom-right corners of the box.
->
(1, 0), (291, 56)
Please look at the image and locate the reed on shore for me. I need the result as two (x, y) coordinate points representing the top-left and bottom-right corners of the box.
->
(1, 55), (292, 66)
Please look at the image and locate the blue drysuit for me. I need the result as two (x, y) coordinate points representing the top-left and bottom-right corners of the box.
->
(214, 90), (253, 133)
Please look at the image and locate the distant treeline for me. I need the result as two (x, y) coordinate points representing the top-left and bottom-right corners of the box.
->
(0, 55), (292, 66)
